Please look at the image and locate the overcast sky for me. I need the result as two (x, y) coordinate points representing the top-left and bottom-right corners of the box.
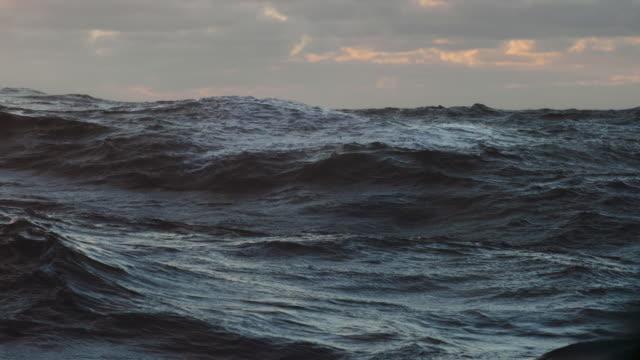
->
(1, 0), (639, 108)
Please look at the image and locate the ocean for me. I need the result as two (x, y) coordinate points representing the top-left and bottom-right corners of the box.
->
(1, 87), (639, 359)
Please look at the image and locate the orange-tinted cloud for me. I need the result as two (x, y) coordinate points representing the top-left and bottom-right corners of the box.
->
(262, 4), (288, 22)
(290, 35), (312, 57)
(499, 39), (559, 66)
(504, 39), (536, 56)
(569, 37), (616, 53)
(438, 49), (480, 66)
(333, 47), (420, 64)
(300, 39), (559, 68)
(88, 29), (120, 43)
(569, 36), (640, 53)
(304, 47), (479, 66)
(416, 0), (448, 9)
(432, 38), (453, 45)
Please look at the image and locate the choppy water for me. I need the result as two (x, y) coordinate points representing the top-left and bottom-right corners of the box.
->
(1, 87), (639, 359)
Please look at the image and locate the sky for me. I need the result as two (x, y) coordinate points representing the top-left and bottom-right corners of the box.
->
(1, 0), (640, 109)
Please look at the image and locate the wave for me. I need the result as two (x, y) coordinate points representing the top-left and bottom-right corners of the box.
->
(0, 216), (344, 359)
(0, 111), (109, 138)
(91, 313), (344, 360)
(0, 87), (47, 96)
(0, 217), (134, 315)
(0, 111), (489, 192)
(345, 103), (502, 118)
(230, 234), (469, 260)
(2, 310), (344, 360)
(544, 211), (640, 248)
(2, 88), (640, 359)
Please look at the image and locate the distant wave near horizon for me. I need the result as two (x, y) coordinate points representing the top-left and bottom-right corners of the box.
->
(0, 87), (639, 359)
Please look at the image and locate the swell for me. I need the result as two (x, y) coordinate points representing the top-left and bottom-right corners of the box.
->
(345, 103), (503, 118)
(2, 90), (640, 359)
(0, 111), (109, 138)
(2, 312), (345, 360)
(2, 97), (638, 196)
(0, 216), (134, 317)
(0, 111), (488, 192)
(231, 235), (471, 261)
(189, 143), (484, 192)
(0, 216), (344, 359)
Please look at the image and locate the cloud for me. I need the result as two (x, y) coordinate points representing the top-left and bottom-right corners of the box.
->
(504, 83), (528, 89)
(3, 0), (640, 109)
(86, 29), (120, 57)
(376, 76), (399, 90)
(569, 36), (640, 53)
(301, 39), (559, 68)
(569, 37), (616, 53)
(88, 29), (120, 43)
(304, 47), (475, 66)
(609, 74), (640, 85)
(432, 38), (453, 45)
(438, 49), (480, 66)
(290, 35), (312, 57)
(332, 47), (418, 64)
(416, 0), (448, 9)
(504, 39), (536, 56)
(304, 53), (337, 63)
(262, 4), (288, 22)
(501, 39), (559, 66)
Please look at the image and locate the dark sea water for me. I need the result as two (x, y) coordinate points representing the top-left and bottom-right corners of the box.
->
(0, 87), (639, 359)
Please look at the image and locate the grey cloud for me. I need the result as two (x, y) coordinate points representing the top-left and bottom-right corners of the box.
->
(1, 0), (638, 108)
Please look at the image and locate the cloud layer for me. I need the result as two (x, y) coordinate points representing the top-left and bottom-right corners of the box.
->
(1, 0), (639, 108)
